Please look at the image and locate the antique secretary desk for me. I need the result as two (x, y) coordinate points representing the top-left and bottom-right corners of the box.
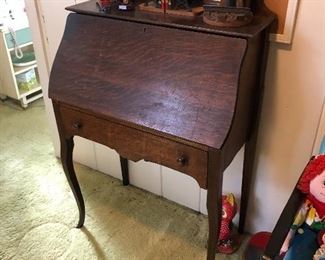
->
(49, 0), (273, 258)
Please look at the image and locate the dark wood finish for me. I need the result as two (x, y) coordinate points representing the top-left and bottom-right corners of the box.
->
(206, 150), (224, 260)
(50, 15), (247, 151)
(58, 105), (208, 187)
(53, 104), (85, 228)
(65, 0), (273, 38)
(262, 184), (305, 259)
(120, 156), (130, 186)
(49, 2), (273, 259)
(239, 28), (271, 233)
(239, 137), (256, 234)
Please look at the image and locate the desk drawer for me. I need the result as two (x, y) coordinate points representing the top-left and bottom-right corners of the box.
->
(59, 105), (207, 187)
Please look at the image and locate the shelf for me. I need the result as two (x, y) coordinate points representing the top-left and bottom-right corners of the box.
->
(5, 27), (33, 50)
(14, 63), (37, 75)
(19, 84), (42, 98)
(1, 26), (43, 108)
(8, 41), (33, 52)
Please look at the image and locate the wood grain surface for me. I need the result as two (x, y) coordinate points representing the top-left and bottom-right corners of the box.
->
(49, 6), (273, 259)
(59, 104), (208, 187)
(49, 13), (247, 150)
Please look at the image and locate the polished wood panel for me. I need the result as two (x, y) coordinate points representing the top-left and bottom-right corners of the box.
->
(59, 104), (208, 187)
(207, 150), (224, 260)
(50, 14), (247, 150)
(53, 104), (85, 228)
(49, 4), (273, 259)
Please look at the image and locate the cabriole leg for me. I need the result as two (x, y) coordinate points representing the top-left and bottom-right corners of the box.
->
(60, 136), (85, 228)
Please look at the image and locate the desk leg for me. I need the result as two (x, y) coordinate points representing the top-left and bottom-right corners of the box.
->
(239, 139), (256, 233)
(61, 136), (85, 228)
(238, 28), (271, 234)
(206, 152), (223, 260)
(120, 156), (129, 186)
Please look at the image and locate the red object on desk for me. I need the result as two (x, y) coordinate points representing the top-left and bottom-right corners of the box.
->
(98, 0), (110, 11)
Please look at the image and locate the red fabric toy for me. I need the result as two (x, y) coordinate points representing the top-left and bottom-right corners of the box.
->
(217, 193), (239, 254)
(280, 154), (325, 260)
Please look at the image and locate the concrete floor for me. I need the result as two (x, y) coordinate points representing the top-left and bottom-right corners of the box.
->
(0, 98), (248, 259)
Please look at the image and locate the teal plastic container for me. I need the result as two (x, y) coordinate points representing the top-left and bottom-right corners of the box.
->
(5, 27), (32, 49)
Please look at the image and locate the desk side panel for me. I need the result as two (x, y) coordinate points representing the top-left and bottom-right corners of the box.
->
(222, 33), (264, 169)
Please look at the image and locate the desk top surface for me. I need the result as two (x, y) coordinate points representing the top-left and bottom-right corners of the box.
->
(66, 0), (273, 38)
(50, 4), (271, 150)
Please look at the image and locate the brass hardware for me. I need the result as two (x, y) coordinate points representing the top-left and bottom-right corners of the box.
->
(73, 122), (82, 129)
(176, 156), (187, 166)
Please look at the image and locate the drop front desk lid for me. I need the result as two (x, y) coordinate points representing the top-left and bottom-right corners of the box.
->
(49, 0), (273, 151)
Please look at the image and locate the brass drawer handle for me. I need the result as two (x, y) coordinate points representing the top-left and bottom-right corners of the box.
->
(72, 122), (82, 129)
(176, 156), (187, 166)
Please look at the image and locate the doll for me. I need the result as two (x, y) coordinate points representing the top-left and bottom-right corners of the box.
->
(280, 154), (325, 260)
(217, 193), (238, 254)
(314, 230), (325, 260)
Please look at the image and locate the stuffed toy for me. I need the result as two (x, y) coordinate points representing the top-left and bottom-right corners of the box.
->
(217, 193), (238, 254)
(280, 154), (325, 260)
(314, 229), (325, 260)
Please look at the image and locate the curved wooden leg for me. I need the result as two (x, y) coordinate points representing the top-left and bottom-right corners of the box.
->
(206, 151), (223, 260)
(120, 156), (129, 186)
(61, 136), (85, 228)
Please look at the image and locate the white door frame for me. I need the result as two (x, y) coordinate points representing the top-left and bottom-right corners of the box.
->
(25, 0), (60, 156)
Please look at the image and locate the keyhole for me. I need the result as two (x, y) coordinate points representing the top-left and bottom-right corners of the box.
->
(143, 27), (147, 32)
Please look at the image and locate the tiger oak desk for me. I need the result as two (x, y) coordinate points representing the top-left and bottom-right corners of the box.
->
(49, 1), (273, 259)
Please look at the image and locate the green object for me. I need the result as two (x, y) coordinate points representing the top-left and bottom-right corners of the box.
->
(16, 69), (37, 92)
(18, 78), (37, 92)
(11, 51), (36, 66)
(5, 27), (32, 49)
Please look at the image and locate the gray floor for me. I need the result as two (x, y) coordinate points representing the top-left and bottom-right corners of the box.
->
(0, 98), (247, 259)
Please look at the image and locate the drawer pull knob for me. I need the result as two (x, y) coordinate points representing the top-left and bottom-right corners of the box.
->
(73, 122), (82, 129)
(176, 156), (187, 166)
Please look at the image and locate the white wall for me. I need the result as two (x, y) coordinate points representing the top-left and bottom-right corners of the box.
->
(246, 0), (325, 233)
(313, 101), (325, 154)
(26, 0), (325, 233)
